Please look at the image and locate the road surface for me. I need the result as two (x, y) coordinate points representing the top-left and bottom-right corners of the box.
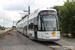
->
(0, 29), (75, 50)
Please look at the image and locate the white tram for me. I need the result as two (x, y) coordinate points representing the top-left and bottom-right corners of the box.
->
(17, 8), (61, 41)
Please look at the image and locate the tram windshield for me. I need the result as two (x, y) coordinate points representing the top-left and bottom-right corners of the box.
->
(42, 15), (58, 31)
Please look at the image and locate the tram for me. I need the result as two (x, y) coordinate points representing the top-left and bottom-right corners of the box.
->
(17, 8), (62, 41)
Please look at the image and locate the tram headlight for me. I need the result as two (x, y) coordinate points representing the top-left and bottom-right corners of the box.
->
(58, 32), (60, 34)
(58, 32), (60, 35)
(43, 33), (48, 34)
(57, 32), (60, 37)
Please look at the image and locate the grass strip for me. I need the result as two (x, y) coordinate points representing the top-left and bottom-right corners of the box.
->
(0, 31), (4, 34)
(61, 33), (72, 37)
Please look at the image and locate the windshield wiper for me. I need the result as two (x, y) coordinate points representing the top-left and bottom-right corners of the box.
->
(40, 16), (46, 31)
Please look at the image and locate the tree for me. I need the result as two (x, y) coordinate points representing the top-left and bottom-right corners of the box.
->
(59, 0), (75, 37)
(16, 20), (21, 25)
(16, 15), (27, 25)
(12, 26), (16, 28)
(52, 6), (62, 12)
(52, 6), (63, 33)
(0, 25), (1, 29)
(21, 15), (27, 20)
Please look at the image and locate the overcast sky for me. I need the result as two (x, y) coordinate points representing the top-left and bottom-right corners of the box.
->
(0, 0), (66, 27)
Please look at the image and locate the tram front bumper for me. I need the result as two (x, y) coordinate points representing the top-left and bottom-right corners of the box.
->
(37, 38), (60, 41)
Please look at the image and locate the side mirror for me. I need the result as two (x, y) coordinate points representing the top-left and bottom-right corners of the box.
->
(59, 15), (63, 23)
(57, 13), (59, 15)
(58, 30), (61, 31)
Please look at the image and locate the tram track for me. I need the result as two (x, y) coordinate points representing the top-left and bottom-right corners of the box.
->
(44, 41), (62, 50)
(32, 41), (62, 50)
(18, 31), (74, 50)
(48, 42), (74, 50)
(38, 41), (74, 50)
(62, 38), (75, 43)
(49, 42), (62, 50)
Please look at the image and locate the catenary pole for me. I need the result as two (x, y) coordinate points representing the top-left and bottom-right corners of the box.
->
(27, 6), (30, 30)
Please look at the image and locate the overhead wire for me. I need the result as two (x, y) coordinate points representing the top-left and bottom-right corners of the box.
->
(30, 0), (35, 6)
(24, 0), (60, 11)
(38, 0), (53, 9)
(50, 0), (60, 6)
(24, 0), (31, 9)
(38, 0), (60, 9)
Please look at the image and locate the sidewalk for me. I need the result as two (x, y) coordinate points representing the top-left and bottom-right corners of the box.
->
(61, 36), (75, 43)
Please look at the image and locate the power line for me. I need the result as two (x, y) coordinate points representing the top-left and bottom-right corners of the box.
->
(51, 0), (60, 5)
(24, 0), (31, 9)
(38, 0), (60, 9)
(30, 0), (35, 6)
(48, 0), (60, 8)
(38, 0), (53, 9)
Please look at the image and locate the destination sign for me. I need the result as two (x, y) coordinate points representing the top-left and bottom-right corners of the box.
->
(40, 10), (57, 15)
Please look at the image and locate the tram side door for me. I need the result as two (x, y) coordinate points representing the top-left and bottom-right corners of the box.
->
(34, 17), (38, 39)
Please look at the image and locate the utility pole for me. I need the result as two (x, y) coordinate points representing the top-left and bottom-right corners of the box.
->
(28, 6), (30, 30)
(28, 6), (30, 14)
(13, 21), (14, 28)
(23, 6), (30, 30)
(13, 21), (14, 26)
(3, 12), (4, 27)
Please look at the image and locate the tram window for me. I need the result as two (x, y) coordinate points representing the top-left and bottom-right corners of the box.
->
(38, 15), (41, 31)
(29, 20), (31, 29)
(42, 23), (44, 30)
(34, 17), (37, 30)
(29, 19), (34, 29)
(24, 22), (27, 29)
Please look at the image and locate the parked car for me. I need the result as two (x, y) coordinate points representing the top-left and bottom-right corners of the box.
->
(1, 27), (5, 30)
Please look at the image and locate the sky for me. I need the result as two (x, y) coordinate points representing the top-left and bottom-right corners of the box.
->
(0, 0), (67, 27)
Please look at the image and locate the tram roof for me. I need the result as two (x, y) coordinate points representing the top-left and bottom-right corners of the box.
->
(28, 8), (57, 20)
(17, 8), (57, 25)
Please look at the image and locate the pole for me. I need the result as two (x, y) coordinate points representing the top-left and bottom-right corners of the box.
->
(28, 6), (30, 14)
(3, 12), (4, 26)
(7, 30), (8, 35)
(13, 21), (14, 28)
(27, 6), (30, 30)
(13, 21), (14, 26)
(23, 6), (30, 35)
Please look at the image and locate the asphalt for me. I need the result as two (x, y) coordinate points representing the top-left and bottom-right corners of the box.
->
(61, 36), (75, 43)
(0, 30), (52, 50)
(0, 29), (75, 50)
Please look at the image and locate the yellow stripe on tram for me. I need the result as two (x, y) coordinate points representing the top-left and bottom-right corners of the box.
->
(52, 31), (56, 36)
